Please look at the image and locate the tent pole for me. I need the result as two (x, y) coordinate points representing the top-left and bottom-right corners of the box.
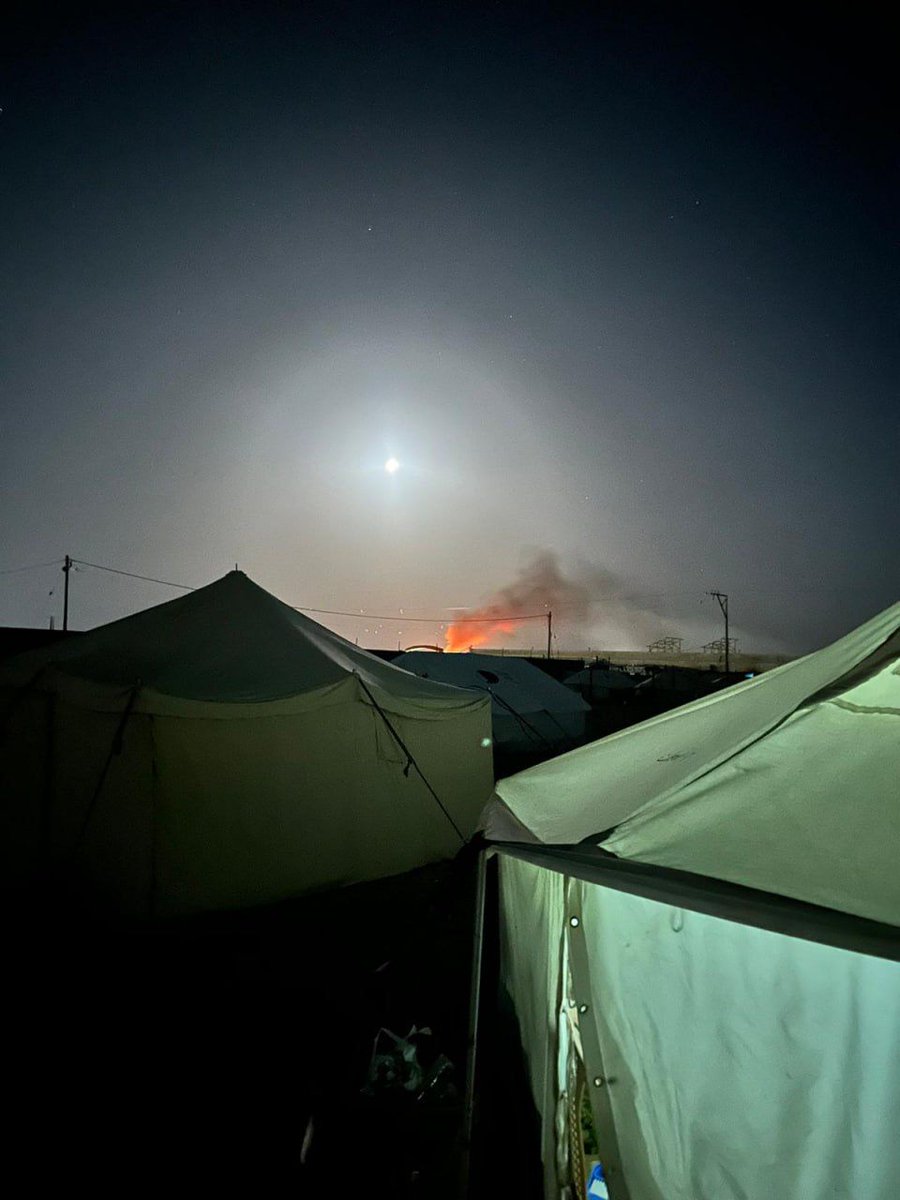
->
(460, 846), (489, 1196)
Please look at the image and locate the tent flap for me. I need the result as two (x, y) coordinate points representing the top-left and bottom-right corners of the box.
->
(492, 843), (900, 962)
(487, 601), (900, 928)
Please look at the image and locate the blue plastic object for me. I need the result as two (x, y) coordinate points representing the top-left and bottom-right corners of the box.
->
(586, 1161), (609, 1199)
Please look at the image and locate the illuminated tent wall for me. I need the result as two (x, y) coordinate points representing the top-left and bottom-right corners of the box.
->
(0, 572), (493, 916)
(480, 601), (900, 1199)
(395, 650), (590, 754)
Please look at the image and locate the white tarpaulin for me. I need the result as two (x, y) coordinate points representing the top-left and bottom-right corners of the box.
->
(395, 651), (590, 754)
(485, 602), (900, 1198)
(498, 856), (900, 1200)
(487, 600), (900, 924)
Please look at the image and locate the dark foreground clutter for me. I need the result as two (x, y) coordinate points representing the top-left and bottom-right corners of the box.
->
(5, 856), (484, 1197)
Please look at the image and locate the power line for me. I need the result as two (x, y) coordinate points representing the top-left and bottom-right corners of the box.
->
(71, 556), (872, 632)
(67, 558), (550, 623)
(69, 558), (714, 612)
(72, 559), (196, 591)
(295, 605), (548, 624)
(62, 558), (733, 625)
(0, 558), (64, 576)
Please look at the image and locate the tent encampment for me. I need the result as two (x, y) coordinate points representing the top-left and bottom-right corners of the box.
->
(394, 651), (590, 754)
(476, 600), (900, 1199)
(0, 571), (493, 916)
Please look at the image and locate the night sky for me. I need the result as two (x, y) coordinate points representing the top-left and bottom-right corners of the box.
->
(2, 3), (896, 654)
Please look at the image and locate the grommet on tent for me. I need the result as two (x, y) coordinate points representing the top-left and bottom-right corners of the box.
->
(569, 915), (580, 927)
(578, 1003), (589, 1014)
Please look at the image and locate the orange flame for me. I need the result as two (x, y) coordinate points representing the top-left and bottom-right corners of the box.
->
(444, 616), (518, 653)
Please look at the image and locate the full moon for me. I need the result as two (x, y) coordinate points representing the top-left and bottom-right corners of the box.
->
(384, 457), (400, 474)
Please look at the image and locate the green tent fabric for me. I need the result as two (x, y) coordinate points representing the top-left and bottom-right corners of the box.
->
(0, 569), (483, 708)
(481, 603), (900, 1199)
(486, 599), (900, 925)
(0, 572), (493, 914)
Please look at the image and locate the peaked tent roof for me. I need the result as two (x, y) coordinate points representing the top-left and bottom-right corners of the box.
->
(395, 651), (591, 718)
(486, 601), (900, 930)
(1, 571), (480, 709)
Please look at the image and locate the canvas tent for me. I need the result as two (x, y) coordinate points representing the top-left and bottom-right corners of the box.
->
(0, 571), (493, 916)
(395, 651), (590, 754)
(477, 601), (900, 1199)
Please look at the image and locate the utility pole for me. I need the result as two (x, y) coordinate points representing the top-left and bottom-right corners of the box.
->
(707, 591), (729, 674)
(547, 610), (552, 660)
(62, 555), (72, 632)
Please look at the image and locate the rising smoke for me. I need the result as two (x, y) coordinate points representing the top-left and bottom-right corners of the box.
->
(444, 550), (673, 652)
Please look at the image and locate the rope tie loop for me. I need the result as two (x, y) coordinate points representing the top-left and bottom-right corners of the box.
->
(354, 672), (467, 846)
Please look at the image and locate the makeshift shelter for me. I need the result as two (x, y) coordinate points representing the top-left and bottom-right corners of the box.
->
(0, 572), (493, 916)
(634, 664), (722, 696)
(476, 601), (900, 1199)
(564, 663), (638, 703)
(395, 651), (590, 754)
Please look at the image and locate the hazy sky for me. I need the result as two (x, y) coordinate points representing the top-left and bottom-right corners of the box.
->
(2, 3), (896, 653)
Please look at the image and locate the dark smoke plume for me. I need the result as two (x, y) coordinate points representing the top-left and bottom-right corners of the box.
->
(445, 550), (673, 651)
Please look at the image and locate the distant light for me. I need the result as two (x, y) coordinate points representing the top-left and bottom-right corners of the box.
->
(385, 457), (400, 474)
